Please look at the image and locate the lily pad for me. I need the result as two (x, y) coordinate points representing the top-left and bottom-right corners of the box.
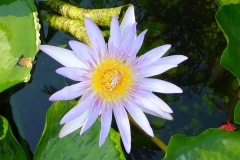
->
(0, 0), (40, 92)
(34, 100), (125, 160)
(0, 115), (26, 160)
(216, 4), (240, 80)
(217, 0), (240, 5)
(164, 128), (240, 160)
(234, 101), (240, 124)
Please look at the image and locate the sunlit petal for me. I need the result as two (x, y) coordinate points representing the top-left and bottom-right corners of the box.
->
(38, 45), (86, 68)
(85, 18), (106, 56)
(108, 16), (121, 49)
(141, 78), (182, 93)
(124, 99), (153, 136)
(99, 103), (112, 146)
(120, 5), (135, 40)
(56, 67), (90, 81)
(49, 82), (90, 101)
(113, 103), (131, 153)
(59, 108), (90, 138)
(60, 92), (96, 124)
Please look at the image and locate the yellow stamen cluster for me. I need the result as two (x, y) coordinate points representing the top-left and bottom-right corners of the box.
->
(92, 58), (132, 102)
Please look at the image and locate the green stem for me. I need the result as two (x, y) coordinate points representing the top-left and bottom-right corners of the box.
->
(128, 114), (167, 152)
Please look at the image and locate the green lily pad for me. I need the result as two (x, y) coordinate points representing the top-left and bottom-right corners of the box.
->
(216, 4), (240, 80)
(0, 0), (40, 92)
(164, 129), (240, 160)
(0, 115), (26, 160)
(34, 100), (125, 160)
(234, 101), (240, 124)
(217, 0), (240, 5)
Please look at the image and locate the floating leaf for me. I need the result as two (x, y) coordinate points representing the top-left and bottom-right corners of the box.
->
(40, 0), (130, 27)
(0, 0), (40, 92)
(234, 101), (240, 124)
(217, 0), (240, 5)
(216, 4), (240, 80)
(40, 12), (91, 46)
(34, 100), (125, 160)
(164, 129), (240, 159)
(0, 115), (26, 160)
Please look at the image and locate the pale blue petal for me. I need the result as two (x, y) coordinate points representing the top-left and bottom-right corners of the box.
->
(128, 30), (147, 57)
(135, 44), (171, 68)
(49, 82), (90, 101)
(120, 5), (135, 40)
(80, 99), (102, 135)
(141, 64), (177, 77)
(60, 92), (96, 124)
(141, 78), (182, 94)
(113, 103), (131, 153)
(108, 16), (121, 49)
(59, 108), (90, 138)
(85, 18), (106, 56)
(124, 99), (153, 136)
(120, 23), (136, 52)
(38, 45), (87, 68)
(153, 55), (188, 65)
(69, 40), (98, 64)
(56, 67), (90, 81)
(99, 102), (112, 146)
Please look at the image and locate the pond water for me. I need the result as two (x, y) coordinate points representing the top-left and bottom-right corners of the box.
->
(1, 0), (238, 159)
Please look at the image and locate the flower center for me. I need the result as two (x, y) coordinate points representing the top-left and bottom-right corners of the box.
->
(92, 58), (132, 102)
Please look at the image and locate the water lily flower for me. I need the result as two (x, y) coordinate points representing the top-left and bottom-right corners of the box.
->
(39, 5), (187, 153)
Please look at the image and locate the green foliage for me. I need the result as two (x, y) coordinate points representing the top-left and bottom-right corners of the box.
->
(234, 102), (240, 124)
(0, 0), (40, 92)
(34, 100), (125, 160)
(164, 129), (240, 160)
(41, 0), (130, 27)
(217, 0), (240, 5)
(0, 115), (26, 160)
(216, 4), (240, 80)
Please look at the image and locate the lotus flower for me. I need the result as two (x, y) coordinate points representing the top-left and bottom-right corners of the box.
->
(39, 5), (187, 153)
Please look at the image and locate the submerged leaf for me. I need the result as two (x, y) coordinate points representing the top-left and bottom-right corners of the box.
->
(34, 100), (125, 160)
(0, 115), (27, 160)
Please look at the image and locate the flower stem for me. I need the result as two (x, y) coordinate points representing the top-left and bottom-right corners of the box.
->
(127, 114), (167, 152)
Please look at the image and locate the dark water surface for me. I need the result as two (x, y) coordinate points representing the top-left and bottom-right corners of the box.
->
(1, 0), (239, 159)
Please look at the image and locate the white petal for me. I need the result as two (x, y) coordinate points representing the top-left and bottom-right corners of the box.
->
(113, 103), (131, 153)
(139, 106), (173, 120)
(60, 92), (96, 124)
(38, 45), (86, 68)
(136, 44), (171, 68)
(49, 82), (90, 101)
(69, 40), (98, 65)
(124, 99), (153, 136)
(120, 5), (135, 40)
(85, 18), (106, 56)
(141, 78), (182, 94)
(153, 55), (188, 65)
(108, 16), (121, 49)
(59, 108), (90, 138)
(128, 30), (147, 57)
(99, 103), (112, 146)
(131, 92), (165, 116)
(140, 91), (173, 113)
(80, 99), (102, 135)
(120, 23), (136, 52)
(56, 67), (90, 81)
(141, 64), (177, 77)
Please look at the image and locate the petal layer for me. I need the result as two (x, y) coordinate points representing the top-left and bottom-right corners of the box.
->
(39, 45), (86, 68)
